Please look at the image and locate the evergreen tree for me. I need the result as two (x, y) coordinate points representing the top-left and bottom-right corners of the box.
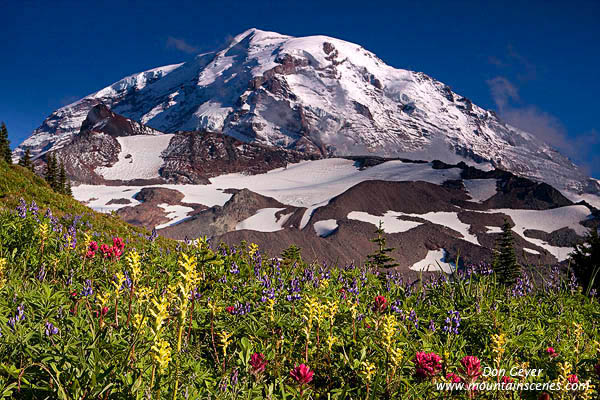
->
(493, 220), (520, 285)
(45, 153), (57, 189)
(18, 148), (33, 171)
(64, 178), (73, 197)
(0, 122), (11, 164)
(366, 221), (399, 269)
(570, 228), (600, 295)
(58, 162), (67, 194)
(281, 244), (302, 266)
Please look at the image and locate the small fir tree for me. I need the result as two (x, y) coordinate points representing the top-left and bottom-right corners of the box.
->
(0, 122), (11, 164)
(493, 219), (520, 285)
(281, 244), (302, 266)
(366, 221), (399, 269)
(58, 162), (67, 194)
(18, 148), (33, 171)
(570, 228), (600, 295)
(45, 153), (57, 189)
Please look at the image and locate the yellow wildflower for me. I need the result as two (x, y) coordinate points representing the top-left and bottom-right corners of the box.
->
(220, 331), (234, 357)
(126, 250), (142, 284)
(248, 243), (259, 257)
(359, 360), (376, 383)
(0, 258), (6, 288)
(152, 339), (172, 373)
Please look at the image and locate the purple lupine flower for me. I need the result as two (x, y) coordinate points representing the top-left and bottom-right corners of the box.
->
(45, 321), (59, 336)
(408, 309), (419, 329)
(229, 262), (240, 275)
(16, 305), (25, 321)
(428, 319), (436, 332)
(37, 265), (46, 282)
(17, 198), (27, 218)
(230, 369), (239, 387)
(82, 280), (94, 297)
(443, 310), (461, 335)
(29, 200), (39, 215)
(7, 318), (16, 330)
(512, 274), (533, 297)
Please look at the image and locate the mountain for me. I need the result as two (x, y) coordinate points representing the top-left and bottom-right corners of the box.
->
(15, 28), (599, 199)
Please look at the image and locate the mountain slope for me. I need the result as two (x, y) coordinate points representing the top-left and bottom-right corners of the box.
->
(15, 28), (599, 198)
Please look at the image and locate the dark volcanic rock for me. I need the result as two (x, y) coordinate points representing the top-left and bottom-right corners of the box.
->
(48, 104), (167, 185)
(80, 104), (161, 137)
(116, 187), (206, 229)
(523, 227), (583, 248)
(106, 198), (131, 205)
(159, 131), (318, 184)
(134, 187), (185, 204)
(433, 160), (573, 210)
(311, 180), (470, 222)
(159, 189), (302, 239)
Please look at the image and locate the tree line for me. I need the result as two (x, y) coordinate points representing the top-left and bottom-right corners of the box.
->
(1, 121), (72, 196)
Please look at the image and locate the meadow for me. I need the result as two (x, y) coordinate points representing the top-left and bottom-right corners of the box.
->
(0, 195), (599, 400)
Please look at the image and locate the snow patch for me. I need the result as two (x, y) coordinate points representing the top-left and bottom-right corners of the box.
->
(155, 204), (194, 229)
(410, 249), (456, 273)
(347, 211), (422, 233)
(235, 208), (291, 232)
(523, 248), (541, 255)
(313, 219), (339, 237)
(485, 226), (503, 234)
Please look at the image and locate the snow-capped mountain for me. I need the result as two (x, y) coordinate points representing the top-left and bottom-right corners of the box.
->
(15, 28), (599, 198)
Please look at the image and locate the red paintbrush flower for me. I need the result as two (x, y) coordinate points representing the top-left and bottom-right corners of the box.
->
(413, 351), (442, 378)
(290, 364), (314, 385)
(460, 356), (482, 381)
(249, 352), (268, 374)
(372, 295), (387, 313)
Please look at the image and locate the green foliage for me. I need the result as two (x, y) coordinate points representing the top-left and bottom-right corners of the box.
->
(0, 160), (156, 241)
(366, 221), (399, 269)
(0, 122), (11, 164)
(493, 220), (520, 285)
(17, 149), (33, 172)
(0, 206), (598, 399)
(570, 227), (600, 295)
(281, 244), (302, 266)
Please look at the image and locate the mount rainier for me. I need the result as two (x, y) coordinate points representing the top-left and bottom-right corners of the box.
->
(14, 28), (599, 200)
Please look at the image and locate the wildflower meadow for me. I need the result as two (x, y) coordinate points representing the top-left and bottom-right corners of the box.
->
(0, 200), (599, 399)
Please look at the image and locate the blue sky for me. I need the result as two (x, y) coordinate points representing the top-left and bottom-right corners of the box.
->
(2, 0), (599, 177)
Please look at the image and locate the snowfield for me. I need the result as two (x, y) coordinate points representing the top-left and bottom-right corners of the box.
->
(347, 211), (422, 233)
(96, 135), (174, 180)
(348, 210), (479, 246)
(75, 158), (462, 228)
(484, 205), (591, 261)
(235, 208), (291, 232)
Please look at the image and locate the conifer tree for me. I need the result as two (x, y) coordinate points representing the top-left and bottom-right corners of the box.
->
(493, 220), (520, 285)
(570, 228), (600, 294)
(0, 122), (11, 164)
(58, 162), (67, 194)
(281, 244), (302, 266)
(366, 221), (399, 269)
(45, 153), (57, 189)
(18, 148), (33, 171)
